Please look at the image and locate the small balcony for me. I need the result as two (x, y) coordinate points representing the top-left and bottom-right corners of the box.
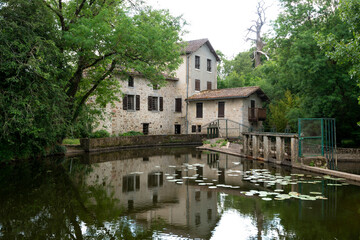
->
(248, 108), (267, 122)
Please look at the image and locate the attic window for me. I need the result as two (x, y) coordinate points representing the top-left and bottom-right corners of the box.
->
(195, 55), (200, 69)
(128, 76), (134, 87)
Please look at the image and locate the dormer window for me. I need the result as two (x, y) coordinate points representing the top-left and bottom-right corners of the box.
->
(195, 55), (200, 69)
(128, 76), (134, 87)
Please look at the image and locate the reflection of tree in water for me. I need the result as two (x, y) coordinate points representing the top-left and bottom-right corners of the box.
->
(0, 158), (158, 239)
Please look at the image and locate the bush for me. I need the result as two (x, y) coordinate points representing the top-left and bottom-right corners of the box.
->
(62, 138), (80, 145)
(202, 140), (210, 144)
(119, 131), (144, 136)
(90, 130), (110, 138)
(220, 140), (228, 147)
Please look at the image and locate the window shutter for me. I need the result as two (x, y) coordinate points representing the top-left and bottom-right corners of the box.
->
(136, 175), (140, 190)
(123, 95), (128, 110)
(196, 103), (203, 118)
(136, 95), (140, 110)
(218, 102), (225, 118)
(195, 79), (200, 91)
(148, 96), (152, 111)
(207, 81), (212, 90)
(160, 97), (163, 111)
(175, 98), (182, 112)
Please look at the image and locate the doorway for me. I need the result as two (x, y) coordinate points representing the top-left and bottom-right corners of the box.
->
(174, 124), (181, 134)
(143, 123), (149, 135)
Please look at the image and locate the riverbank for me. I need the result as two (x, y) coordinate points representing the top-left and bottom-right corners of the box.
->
(198, 140), (360, 183)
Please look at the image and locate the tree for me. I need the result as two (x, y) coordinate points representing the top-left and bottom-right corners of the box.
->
(246, 0), (269, 67)
(318, 0), (360, 115)
(0, 0), (70, 160)
(0, 0), (185, 160)
(258, 0), (360, 142)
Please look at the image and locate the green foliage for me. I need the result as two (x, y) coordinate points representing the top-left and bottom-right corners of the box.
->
(210, 143), (217, 147)
(0, 0), (70, 161)
(202, 140), (211, 145)
(0, 0), (185, 161)
(119, 131), (144, 136)
(268, 90), (303, 132)
(62, 139), (80, 145)
(220, 140), (228, 147)
(90, 130), (110, 138)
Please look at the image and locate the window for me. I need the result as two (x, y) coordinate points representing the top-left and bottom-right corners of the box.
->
(143, 123), (149, 135)
(123, 95), (140, 111)
(148, 172), (163, 188)
(122, 175), (140, 192)
(128, 76), (134, 87)
(207, 81), (212, 90)
(175, 124), (181, 134)
(195, 55), (200, 69)
(195, 79), (200, 91)
(207, 59), (212, 72)
(148, 96), (163, 111)
(175, 98), (182, 112)
(196, 102), (203, 118)
(152, 97), (158, 111)
(197, 125), (201, 132)
(192, 125), (196, 133)
(218, 102), (225, 118)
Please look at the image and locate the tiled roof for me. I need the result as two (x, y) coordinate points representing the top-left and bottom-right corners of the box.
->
(186, 86), (269, 102)
(183, 39), (220, 61)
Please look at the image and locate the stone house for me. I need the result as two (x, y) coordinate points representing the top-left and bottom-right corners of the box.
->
(100, 39), (268, 136)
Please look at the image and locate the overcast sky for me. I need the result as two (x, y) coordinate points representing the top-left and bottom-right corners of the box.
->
(146, 0), (280, 59)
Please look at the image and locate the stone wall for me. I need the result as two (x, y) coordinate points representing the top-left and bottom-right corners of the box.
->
(187, 93), (265, 136)
(80, 134), (207, 152)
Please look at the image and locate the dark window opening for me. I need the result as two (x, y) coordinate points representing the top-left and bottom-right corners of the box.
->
(175, 170), (182, 179)
(207, 59), (212, 72)
(153, 194), (158, 204)
(207, 209), (212, 221)
(196, 166), (203, 180)
(152, 97), (158, 111)
(122, 175), (140, 192)
(148, 172), (163, 188)
(195, 213), (201, 226)
(196, 103), (203, 118)
(195, 191), (201, 201)
(192, 125), (196, 133)
(143, 123), (149, 135)
(195, 55), (200, 69)
(195, 79), (200, 91)
(143, 157), (149, 161)
(218, 102), (225, 118)
(197, 125), (201, 132)
(175, 98), (182, 112)
(175, 124), (181, 134)
(128, 200), (134, 210)
(128, 76), (134, 87)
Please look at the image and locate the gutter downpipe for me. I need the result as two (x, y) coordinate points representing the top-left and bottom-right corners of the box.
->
(185, 54), (190, 134)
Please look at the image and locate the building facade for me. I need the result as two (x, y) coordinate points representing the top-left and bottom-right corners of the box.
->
(99, 39), (268, 136)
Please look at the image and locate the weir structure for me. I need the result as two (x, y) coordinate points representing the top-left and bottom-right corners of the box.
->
(241, 132), (299, 166)
(240, 118), (337, 169)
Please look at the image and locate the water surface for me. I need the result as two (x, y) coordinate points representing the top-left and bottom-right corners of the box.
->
(1, 147), (360, 239)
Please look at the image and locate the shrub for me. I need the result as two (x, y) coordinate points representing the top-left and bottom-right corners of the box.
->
(220, 140), (228, 147)
(202, 140), (210, 144)
(210, 143), (217, 147)
(90, 130), (110, 138)
(62, 138), (80, 145)
(119, 131), (144, 136)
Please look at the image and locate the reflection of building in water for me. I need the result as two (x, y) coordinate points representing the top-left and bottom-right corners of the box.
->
(85, 152), (219, 238)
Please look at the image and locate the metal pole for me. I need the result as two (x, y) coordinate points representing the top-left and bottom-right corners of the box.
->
(226, 119), (228, 139)
(321, 118), (324, 156)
